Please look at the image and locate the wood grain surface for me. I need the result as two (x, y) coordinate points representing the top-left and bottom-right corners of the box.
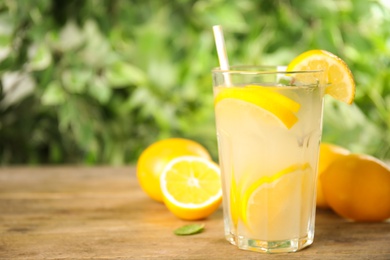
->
(0, 166), (389, 259)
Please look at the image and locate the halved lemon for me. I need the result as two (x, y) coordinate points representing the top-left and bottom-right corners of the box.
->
(287, 49), (355, 104)
(214, 86), (300, 129)
(240, 164), (312, 240)
(160, 156), (222, 220)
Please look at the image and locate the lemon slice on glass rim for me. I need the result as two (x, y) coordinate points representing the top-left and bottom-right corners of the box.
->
(287, 49), (356, 104)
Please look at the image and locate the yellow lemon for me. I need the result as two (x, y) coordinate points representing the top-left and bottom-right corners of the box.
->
(287, 49), (355, 104)
(137, 138), (211, 202)
(160, 156), (222, 220)
(316, 143), (350, 208)
(321, 154), (390, 222)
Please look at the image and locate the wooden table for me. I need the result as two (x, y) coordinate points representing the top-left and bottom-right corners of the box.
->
(1, 166), (389, 259)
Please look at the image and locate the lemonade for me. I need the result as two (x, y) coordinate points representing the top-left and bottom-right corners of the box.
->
(213, 67), (325, 253)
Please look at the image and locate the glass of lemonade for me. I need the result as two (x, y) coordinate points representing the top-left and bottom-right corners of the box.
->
(212, 66), (325, 253)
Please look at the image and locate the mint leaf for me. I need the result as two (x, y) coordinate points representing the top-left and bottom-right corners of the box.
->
(174, 224), (205, 236)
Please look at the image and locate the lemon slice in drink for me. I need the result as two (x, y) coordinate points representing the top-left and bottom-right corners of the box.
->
(240, 164), (311, 240)
(229, 174), (239, 227)
(287, 50), (355, 104)
(214, 86), (300, 129)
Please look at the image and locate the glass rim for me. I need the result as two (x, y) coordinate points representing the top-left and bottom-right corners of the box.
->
(212, 65), (324, 75)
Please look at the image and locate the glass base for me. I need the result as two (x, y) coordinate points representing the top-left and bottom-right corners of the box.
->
(225, 232), (313, 253)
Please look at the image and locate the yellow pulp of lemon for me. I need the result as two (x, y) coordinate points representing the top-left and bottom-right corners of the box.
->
(160, 156), (222, 220)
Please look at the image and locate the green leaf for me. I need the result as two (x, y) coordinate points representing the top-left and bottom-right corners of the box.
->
(105, 61), (147, 88)
(41, 81), (66, 106)
(59, 20), (85, 51)
(28, 43), (52, 71)
(81, 19), (113, 66)
(174, 224), (205, 236)
(88, 76), (112, 104)
(62, 69), (92, 94)
(0, 35), (11, 46)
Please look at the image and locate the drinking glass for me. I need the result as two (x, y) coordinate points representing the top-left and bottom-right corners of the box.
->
(212, 66), (325, 253)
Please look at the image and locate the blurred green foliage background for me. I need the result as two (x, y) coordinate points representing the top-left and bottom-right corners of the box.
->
(0, 0), (389, 165)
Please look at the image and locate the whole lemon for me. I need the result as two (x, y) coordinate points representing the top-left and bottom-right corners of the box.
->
(136, 138), (211, 202)
(321, 153), (390, 222)
(317, 143), (350, 208)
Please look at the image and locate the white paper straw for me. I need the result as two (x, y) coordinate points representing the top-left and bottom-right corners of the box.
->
(212, 25), (232, 86)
